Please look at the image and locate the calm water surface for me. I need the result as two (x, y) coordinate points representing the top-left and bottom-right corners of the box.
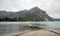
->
(0, 21), (60, 36)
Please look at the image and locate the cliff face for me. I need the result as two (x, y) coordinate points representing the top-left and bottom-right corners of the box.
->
(0, 7), (54, 21)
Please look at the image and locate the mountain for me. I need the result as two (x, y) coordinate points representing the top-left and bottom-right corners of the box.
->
(25, 7), (54, 21)
(16, 10), (28, 16)
(0, 10), (28, 18)
(0, 11), (17, 18)
(0, 7), (54, 21)
(54, 18), (60, 21)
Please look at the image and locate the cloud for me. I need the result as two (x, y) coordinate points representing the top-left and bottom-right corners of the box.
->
(0, 0), (60, 18)
(32, 0), (60, 18)
(0, 0), (36, 11)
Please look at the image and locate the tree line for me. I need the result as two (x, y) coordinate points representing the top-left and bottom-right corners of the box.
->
(0, 17), (27, 21)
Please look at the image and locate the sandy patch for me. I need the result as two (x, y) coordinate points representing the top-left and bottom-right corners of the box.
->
(19, 30), (60, 36)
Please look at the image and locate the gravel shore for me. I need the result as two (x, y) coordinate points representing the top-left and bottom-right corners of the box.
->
(12, 30), (60, 36)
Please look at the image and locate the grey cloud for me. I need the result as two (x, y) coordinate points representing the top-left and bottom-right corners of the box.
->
(0, 0), (60, 18)
(33, 0), (60, 18)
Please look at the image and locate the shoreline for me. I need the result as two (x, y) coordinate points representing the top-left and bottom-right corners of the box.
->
(12, 29), (60, 36)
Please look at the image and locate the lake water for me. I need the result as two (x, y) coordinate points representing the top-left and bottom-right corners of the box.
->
(0, 21), (60, 36)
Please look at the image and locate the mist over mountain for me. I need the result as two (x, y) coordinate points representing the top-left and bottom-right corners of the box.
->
(0, 7), (54, 21)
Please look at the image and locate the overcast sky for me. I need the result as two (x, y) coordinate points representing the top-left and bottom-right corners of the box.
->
(0, 0), (60, 18)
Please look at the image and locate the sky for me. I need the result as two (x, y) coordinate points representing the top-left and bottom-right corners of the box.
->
(0, 0), (60, 18)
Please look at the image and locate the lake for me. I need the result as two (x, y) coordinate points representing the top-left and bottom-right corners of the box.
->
(0, 21), (60, 36)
